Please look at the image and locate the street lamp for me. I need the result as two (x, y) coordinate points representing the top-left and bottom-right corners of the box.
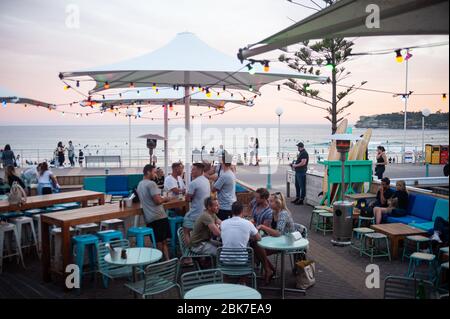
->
(275, 107), (284, 162)
(421, 108), (431, 162)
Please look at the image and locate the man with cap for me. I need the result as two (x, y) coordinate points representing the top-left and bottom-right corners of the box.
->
(291, 142), (309, 205)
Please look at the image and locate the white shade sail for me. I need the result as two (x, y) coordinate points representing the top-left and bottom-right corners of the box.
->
(238, 0), (449, 60)
(0, 85), (53, 108)
(60, 32), (327, 93)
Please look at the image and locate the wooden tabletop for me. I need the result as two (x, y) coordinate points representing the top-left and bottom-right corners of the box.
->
(371, 223), (427, 236)
(345, 193), (377, 200)
(0, 190), (105, 212)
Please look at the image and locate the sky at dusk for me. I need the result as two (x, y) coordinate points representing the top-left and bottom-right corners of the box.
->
(0, 0), (448, 126)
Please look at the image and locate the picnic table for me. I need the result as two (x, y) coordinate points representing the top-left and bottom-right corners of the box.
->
(0, 190), (105, 213)
(370, 223), (428, 259)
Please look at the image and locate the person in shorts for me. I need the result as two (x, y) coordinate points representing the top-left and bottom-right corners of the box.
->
(136, 164), (172, 260)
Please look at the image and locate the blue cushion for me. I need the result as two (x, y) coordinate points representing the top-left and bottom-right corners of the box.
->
(235, 184), (247, 193)
(410, 194), (436, 221)
(386, 215), (430, 225)
(106, 175), (128, 193)
(84, 176), (106, 193)
(409, 221), (434, 232)
(432, 199), (449, 221)
(406, 193), (416, 215)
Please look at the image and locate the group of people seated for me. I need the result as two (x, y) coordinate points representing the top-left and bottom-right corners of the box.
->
(367, 177), (448, 245)
(135, 155), (295, 286)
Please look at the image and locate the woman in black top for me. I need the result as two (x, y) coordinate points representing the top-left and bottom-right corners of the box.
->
(375, 146), (388, 179)
(374, 180), (408, 224)
(4, 165), (26, 189)
(56, 141), (65, 167)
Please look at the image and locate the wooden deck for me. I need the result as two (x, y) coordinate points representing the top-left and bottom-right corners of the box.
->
(0, 201), (417, 299)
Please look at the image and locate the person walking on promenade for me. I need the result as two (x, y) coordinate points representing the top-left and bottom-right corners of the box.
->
(56, 142), (65, 168)
(248, 137), (256, 166)
(291, 142), (309, 205)
(375, 146), (388, 179)
(78, 149), (84, 167)
(255, 138), (260, 166)
(1, 144), (16, 167)
(67, 141), (75, 167)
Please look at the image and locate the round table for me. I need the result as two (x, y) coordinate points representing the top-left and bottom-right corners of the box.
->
(258, 236), (309, 299)
(105, 247), (162, 283)
(184, 283), (261, 299)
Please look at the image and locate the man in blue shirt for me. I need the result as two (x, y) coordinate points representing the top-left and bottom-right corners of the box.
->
(291, 142), (309, 205)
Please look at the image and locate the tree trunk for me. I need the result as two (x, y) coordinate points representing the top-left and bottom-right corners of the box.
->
(331, 41), (337, 134)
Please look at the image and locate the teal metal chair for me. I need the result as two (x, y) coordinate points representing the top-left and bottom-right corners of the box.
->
(402, 235), (432, 262)
(71, 234), (99, 287)
(357, 216), (375, 228)
(217, 247), (257, 289)
(351, 227), (375, 256)
(124, 258), (181, 299)
(177, 227), (215, 271)
(316, 212), (333, 236)
(97, 239), (133, 288)
(310, 209), (329, 229)
(384, 276), (439, 299)
(180, 268), (223, 297)
(96, 230), (123, 243)
(168, 215), (184, 256)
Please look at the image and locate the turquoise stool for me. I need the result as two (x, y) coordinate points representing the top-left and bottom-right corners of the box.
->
(46, 206), (67, 213)
(168, 216), (184, 256)
(23, 209), (45, 217)
(316, 212), (333, 236)
(436, 261), (449, 292)
(0, 211), (24, 221)
(351, 227), (375, 256)
(402, 235), (432, 262)
(361, 232), (391, 263)
(127, 227), (156, 248)
(310, 209), (329, 229)
(71, 234), (99, 286)
(407, 252), (437, 283)
(357, 216), (375, 228)
(96, 230), (123, 243)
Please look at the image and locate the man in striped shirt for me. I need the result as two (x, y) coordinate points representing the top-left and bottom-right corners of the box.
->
(249, 188), (272, 227)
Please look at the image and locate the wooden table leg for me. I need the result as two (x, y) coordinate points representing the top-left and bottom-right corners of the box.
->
(98, 195), (105, 205)
(391, 236), (400, 259)
(62, 224), (71, 287)
(81, 201), (87, 208)
(41, 221), (51, 282)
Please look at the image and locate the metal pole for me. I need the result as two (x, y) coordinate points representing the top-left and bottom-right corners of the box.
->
(278, 115), (281, 163)
(402, 56), (409, 158)
(129, 115), (131, 167)
(341, 152), (345, 201)
(164, 103), (169, 176)
(422, 116), (425, 162)
(184, 74), (191, 185)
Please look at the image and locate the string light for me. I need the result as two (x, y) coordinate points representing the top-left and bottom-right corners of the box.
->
(217, 92), (220, 97)
(76, 81), (80, 88)
(155, 88), (159, 94)
(169, 102), (173, 111)
(104, 82), (110, 89)
(404, 51), (413, 61)
(325, 58), (335, 70)
(223, 85), (226, 91)
(64, 85), (70, 91)
(249, 85), (253, 92)
(247, 64), (256, 75)
(395, 49), (403, 63)
(152, 83), (156, 90)
(137, 107), (142, 117)
(263, 61), (270, 72)
(443, 93), (447, 101)
(129, 82), (134, 88)
(206, 89), (212, 98)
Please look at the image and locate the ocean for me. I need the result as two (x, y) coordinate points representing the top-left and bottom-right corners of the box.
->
(0, 124), (448, 167)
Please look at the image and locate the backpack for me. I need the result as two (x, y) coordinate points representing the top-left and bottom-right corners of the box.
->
(7, 181), (27, 206)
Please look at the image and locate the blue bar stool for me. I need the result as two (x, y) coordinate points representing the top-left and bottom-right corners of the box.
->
(168, 215), (184, 256)
(406, 252), (437, 283)
(127, 227), (156, 248)
(96, 230), (123, 243)
(71, 234), (99, 286)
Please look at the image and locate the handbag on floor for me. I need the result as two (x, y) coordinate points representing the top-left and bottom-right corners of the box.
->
(295, 260), (316, 290)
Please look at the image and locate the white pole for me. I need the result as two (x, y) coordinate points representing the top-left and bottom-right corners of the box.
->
(129, 115), (131, 167)
(422, 116), (425, 157)
(184, 72), (191, 185)
(278, 115), (281, 162)
(402, 56), (409, 159)
(164, 103), (169, 175)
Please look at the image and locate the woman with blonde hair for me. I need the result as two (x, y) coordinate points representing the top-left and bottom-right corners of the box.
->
(374, 180), (409, 224)
(253, 192), (295, 284)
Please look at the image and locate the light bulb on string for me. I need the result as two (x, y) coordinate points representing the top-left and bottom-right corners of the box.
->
(442, 93), (447, 102)
(152, 83), (156, 90)
(129, 82), (134, 88)
(217, 92), (220, 97)
(191, 86), (195, 92)
(325, 59), (335, 70)
(249, 85), (253, 92)
(223, 85), (226, 91)
(64, 85), (70, 91)
(263, 61), (270, 72)
(169, 102), (173, 111)
(395, 49), (403, 63)
(155, 88), (159, 94)
(76, 80), (80, 88)
(104, 82), (110, 89)
(61, 112), (65, 116)
(404, 51), (413, 61)
(277, 84), (281, 91)
(206, 89), (212, 98)
(247, 64), (256, 75)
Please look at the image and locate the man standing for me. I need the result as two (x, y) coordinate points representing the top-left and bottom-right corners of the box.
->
(164, 162), (186, 198)
(291, 142), (309, 205)
(67, 141), (75, 167)
(184, 163), (211, 245)
(213, 152), (236, 221)
(136, 164), (172, 260)
(248, 137), (256, 166)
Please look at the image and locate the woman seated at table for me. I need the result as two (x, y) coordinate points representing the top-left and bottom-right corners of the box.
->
(4, 165), (26, 190)
(37, 162), (60, 195)
(374, 180), (408, 224)
(253, 192), (295, 285)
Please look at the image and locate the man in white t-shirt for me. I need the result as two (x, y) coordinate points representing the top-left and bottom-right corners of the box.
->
(164, 162), (186, 198)
(220, 201), (261, 249)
